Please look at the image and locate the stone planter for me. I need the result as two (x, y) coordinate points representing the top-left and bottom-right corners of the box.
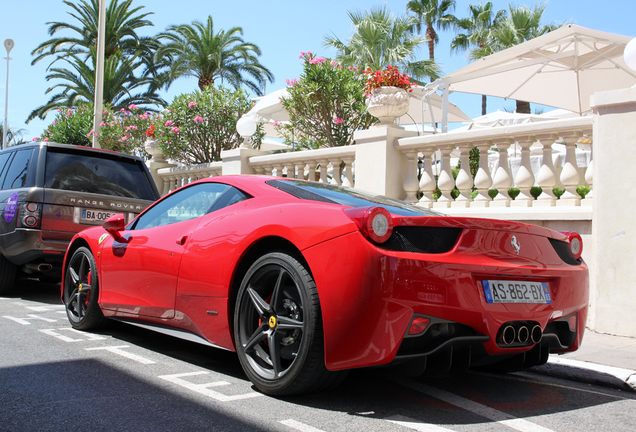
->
(144, 138), (166, 164)
(365, 86), (410, 126)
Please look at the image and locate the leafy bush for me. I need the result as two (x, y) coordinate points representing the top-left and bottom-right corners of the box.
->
(276, 52), (376, 149)
(39, 105), (93, 146)
(96, 105), (161, 154)
(156, 86), (253, 163)
(39, 103), (158, 155)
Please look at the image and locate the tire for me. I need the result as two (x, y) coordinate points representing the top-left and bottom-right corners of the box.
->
(0, 254), (17, 295)
(63, 247), (105, 330)
(233, 252), (346, 396)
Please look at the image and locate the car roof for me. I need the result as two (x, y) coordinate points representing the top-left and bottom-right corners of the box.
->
(1, 141), (145, 162)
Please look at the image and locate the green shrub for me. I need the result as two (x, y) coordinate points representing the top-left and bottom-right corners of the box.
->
(40, 105), (93, 146)
(276, 52), (376, 149)
(156, 86), (254, 164)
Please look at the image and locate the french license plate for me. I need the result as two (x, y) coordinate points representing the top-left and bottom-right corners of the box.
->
(481, 280), (551, 304)
(80, 208), (116, 224)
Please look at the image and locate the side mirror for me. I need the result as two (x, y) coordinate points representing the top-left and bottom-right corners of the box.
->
(103, 213), (127, 242)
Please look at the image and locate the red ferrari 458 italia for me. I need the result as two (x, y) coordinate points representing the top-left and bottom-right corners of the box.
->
(61, 175), (588, 395)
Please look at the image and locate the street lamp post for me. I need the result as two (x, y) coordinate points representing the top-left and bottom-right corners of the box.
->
(3, 39), (14, 150)
(92, 0), (106, 148)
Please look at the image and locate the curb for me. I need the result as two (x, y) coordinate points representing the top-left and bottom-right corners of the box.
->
(530, 357), (636, 392)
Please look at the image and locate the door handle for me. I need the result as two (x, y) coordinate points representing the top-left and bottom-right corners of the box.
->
(176, 235), (188, 245)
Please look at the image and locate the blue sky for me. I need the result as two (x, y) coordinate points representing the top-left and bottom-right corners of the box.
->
(0, 0), (634, 142)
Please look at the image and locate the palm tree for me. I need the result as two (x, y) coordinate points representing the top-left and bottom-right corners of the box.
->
(154, 16), (274, 94)
(27, 49), (165, 122)
(31, 0), (158, 68)
(489, 2), (562, 113)
(324, 6), (441, 84)
(0, 125), (28, 147)
(451, 2), (506, 114)
(407, 0), (457, 66)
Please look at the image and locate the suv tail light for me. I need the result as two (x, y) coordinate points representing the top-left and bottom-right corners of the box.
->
(18, 202), (42, 229)
(561, 231), (583, 260)
(345, 206), (394, 244)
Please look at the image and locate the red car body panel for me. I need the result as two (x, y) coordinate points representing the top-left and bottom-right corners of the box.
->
(61, 175), (589, 371)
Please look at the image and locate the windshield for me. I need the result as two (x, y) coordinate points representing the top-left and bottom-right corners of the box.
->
(266, 179), (443, 217)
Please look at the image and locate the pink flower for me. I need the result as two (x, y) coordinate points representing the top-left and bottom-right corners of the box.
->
(100, 122), (106, 126)
(273, 121), (280, 127)
(43, 138), (49, 142)
(188, 101), (197, 108)
(51, 121), (56, 125)
(103, 109), (108, 114)
(193, 116), (204, 123)
(165, 120), (174, 127)
(120, 136), (128, 141)
(32, 137), (37, 141)
(334, 117), (344, 125)
(171, 127), (180, 134)
(128, 104), (138, 110)
(299, 51), (305, 59)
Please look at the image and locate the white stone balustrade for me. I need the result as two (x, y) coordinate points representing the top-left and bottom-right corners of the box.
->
(248, 146), (356, 186)
(157, 162), (222, 195)
(397, 117), (594, 209)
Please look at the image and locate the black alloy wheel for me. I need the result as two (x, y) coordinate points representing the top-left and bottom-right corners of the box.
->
(234, 252), (345, 396)
(63, 246), (105, 330)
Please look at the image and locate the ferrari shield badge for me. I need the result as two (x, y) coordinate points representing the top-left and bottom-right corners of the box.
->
(269, 316), (277, 328)
(99, 233), (108, 244)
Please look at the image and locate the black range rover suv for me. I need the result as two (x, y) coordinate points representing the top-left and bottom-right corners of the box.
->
(0, 142), (160, 293)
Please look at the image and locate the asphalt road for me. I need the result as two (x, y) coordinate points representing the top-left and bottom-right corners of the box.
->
(1, 279), (635, 432)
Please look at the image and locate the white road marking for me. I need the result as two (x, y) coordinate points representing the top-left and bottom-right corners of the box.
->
(40, 328), (106, 342)
(158, 371), (263, 402)
(386, 415), (456, 431)
(26, 305), (65, 312)
(279, 419), (327, 432)
(399, 381), (555, 432)
(3, 314), (57, 325)
(85, 345), (156, 364)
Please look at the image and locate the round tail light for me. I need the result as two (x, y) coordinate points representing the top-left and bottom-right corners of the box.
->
(563, 231), (583, 260)
(362, 207), (393, 244)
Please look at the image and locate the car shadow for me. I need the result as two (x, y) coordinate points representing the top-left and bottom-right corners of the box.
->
(0, 359), (268, 432)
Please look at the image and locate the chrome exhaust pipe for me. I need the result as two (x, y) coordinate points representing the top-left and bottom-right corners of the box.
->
(501, 325), (516, 345)
(531, 325), (543, 344)
(38, 263), (53, 272)
(24, 263), (53, 273)
(517, 326), (529, 344)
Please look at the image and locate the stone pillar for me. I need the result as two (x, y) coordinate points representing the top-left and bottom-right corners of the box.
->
(590, 87), (636, 337)
(353, 125), (417, 199)
(221, 147), (267, 175)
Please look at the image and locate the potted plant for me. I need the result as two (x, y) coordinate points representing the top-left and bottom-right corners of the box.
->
(363, 65), (414, 126)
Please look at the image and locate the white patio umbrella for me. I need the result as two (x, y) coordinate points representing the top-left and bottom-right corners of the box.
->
(398, 86), (472, 128)
(427, 25), (636, 130)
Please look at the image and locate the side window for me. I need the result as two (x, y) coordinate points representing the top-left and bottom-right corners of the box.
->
(131, 182), (249, 230)
(2, 149), (35, 190)
(0, 152), (14, 189)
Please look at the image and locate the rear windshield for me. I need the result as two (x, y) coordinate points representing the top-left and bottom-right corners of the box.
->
(266, 179), (443, 217)
(44, 148), (156, 200)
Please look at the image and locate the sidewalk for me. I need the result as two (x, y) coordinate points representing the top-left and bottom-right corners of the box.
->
(530, 330), (636, 391)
